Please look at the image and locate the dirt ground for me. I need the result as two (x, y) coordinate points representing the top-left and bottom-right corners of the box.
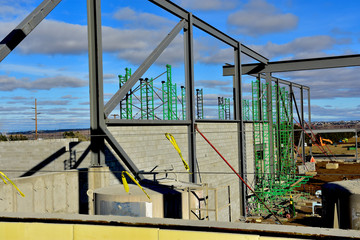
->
(285, 159), (360, 227)
(255, 147), (360, 227)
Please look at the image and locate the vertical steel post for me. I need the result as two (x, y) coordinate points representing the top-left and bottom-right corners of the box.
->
(265, 72), (274, 176)
(184, 13), (197, 183)
(300, 86), (305, 161)
(276, 79), (281, 178)
(307, 88), (312, 157)
(234, 42), (246, 218)
(87, 0), (105, 166)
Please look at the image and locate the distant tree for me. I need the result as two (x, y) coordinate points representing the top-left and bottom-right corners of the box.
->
(63, 131), (76, 138)
(63, 131), (89, 141)
(0, 134), (8, 141)
(8, 134), (28, 141)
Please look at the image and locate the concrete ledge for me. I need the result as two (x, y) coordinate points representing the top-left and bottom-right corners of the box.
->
(0, 212), (359, 239)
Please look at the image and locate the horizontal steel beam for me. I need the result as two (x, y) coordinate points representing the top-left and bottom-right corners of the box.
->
(223, 54), (360, 75)
(0, 0), (61, 62)
(106, 119), (191, 126)
(253, 74), (309, 90)
(149, 0), (268, 63)
(310, 129), (358, 134)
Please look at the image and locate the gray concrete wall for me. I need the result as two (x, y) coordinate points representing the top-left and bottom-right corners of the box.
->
(108, 123), (241, 222)
(0, 123), (251, 222)
(0, 167), (110, 214)
(244, 123), (255, 189)
(0, 139), (91, 179)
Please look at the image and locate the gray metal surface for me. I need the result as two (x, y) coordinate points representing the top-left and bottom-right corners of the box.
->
(184, 13), (197, 183)
(0, 0), (62, 62)
(87, 0), (106, 166)
(224, 54), (360, 75)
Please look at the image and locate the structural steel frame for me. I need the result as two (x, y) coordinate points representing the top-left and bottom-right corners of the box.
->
(2, 0), (360, 218)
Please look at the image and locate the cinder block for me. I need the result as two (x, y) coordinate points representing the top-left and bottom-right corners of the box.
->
(326, 163), (339, 169)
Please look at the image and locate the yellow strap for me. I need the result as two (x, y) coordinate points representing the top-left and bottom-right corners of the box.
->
(121, 172), (130, 193)
(165, 133), (190, 172)
(0, 171), (25, 197)
(121, 171), (151, 200)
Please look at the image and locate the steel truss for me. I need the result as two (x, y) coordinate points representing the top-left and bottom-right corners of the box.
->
(2, 0), (360, 219)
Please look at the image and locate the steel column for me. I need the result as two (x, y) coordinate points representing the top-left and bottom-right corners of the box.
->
(234, 42), (246, 217)
(300, 86), (306, 160)
(265, 72), (274, 175)
(87, 0), (105, 166)
(184, 13), (197, 183)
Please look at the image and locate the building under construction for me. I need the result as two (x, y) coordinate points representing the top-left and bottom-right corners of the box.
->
(1, 0), (360, 239)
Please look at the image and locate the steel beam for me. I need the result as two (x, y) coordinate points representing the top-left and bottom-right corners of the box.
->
(224, 54), (360, 75)
(103, 127), (144, 180)
(300, 86), (305, 160)
(104, 19), (185, 116)
(234, 42), (246, 217)
(149, 0), (268, 63)
(184, 13), (197, 183)
(106, 119), (191, 126)
(265, 72), (274, 176)
(0, 0), (62, 62)
(87, 0), (106, 166)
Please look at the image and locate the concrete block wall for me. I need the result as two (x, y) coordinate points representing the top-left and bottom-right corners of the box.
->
(244, 123), (255, 189)
(195, 123), (240, 222)
(0, 167), (110, 214)
(108, 126), (189, 183)
(0, 124), (254, 222)
(108, 123), (242, 222)
(0, 139), (91, 179)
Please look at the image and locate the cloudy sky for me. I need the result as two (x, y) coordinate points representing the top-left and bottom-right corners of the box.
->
(0, 0), (360, 132)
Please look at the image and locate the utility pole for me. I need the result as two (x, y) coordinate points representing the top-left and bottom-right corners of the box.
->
(32, 98), (40, 140)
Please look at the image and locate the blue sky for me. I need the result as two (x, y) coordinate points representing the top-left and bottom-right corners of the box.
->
(1, 0), (360, 132)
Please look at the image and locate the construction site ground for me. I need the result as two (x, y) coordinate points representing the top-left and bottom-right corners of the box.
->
(251, 140), (360, 227)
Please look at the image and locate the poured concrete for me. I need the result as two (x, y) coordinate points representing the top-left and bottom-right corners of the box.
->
(322, 179), (360, 230)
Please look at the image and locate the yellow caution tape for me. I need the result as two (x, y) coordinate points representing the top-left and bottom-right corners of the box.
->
(165, 133), (190, 172)
(121, 171), (150, 200)
(0, 171), (25, 197)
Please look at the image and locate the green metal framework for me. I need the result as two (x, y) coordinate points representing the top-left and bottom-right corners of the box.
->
(162, 64), (178, 120)
(140, 78), (155, 120)
(218, 97), (231, 120)
(196, 89), (204, 119)
(242, 99), (251, 121)
(181, 86), (186, 120)
(249, 79), (311, 216)
(119, 68), (133, 119)
(118, 65), (186, 120)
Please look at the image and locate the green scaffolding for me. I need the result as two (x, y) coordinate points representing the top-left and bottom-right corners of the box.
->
(196, 89), (204, 119)
(117, 65), (184, 120)
(218, 97), (231, 120)
(162, 64), (178, 120)
(140, 78), (155, 120)
(118, 68), (133, 119)
(242, 99), (251, 121)
(249, 79), (311, 216)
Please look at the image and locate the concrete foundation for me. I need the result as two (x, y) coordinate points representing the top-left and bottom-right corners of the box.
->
(322, 179), (360, 230)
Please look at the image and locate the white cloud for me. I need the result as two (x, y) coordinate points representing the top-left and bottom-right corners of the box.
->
(0, 75), (87, 91)
(197, 79), (231, 88)
(227, 0), (298, 36)
(280, 67), (360, 100)
(249, 35), (338, 60)
(175, 0), (238, 11)
(113, 7), (175, 29)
